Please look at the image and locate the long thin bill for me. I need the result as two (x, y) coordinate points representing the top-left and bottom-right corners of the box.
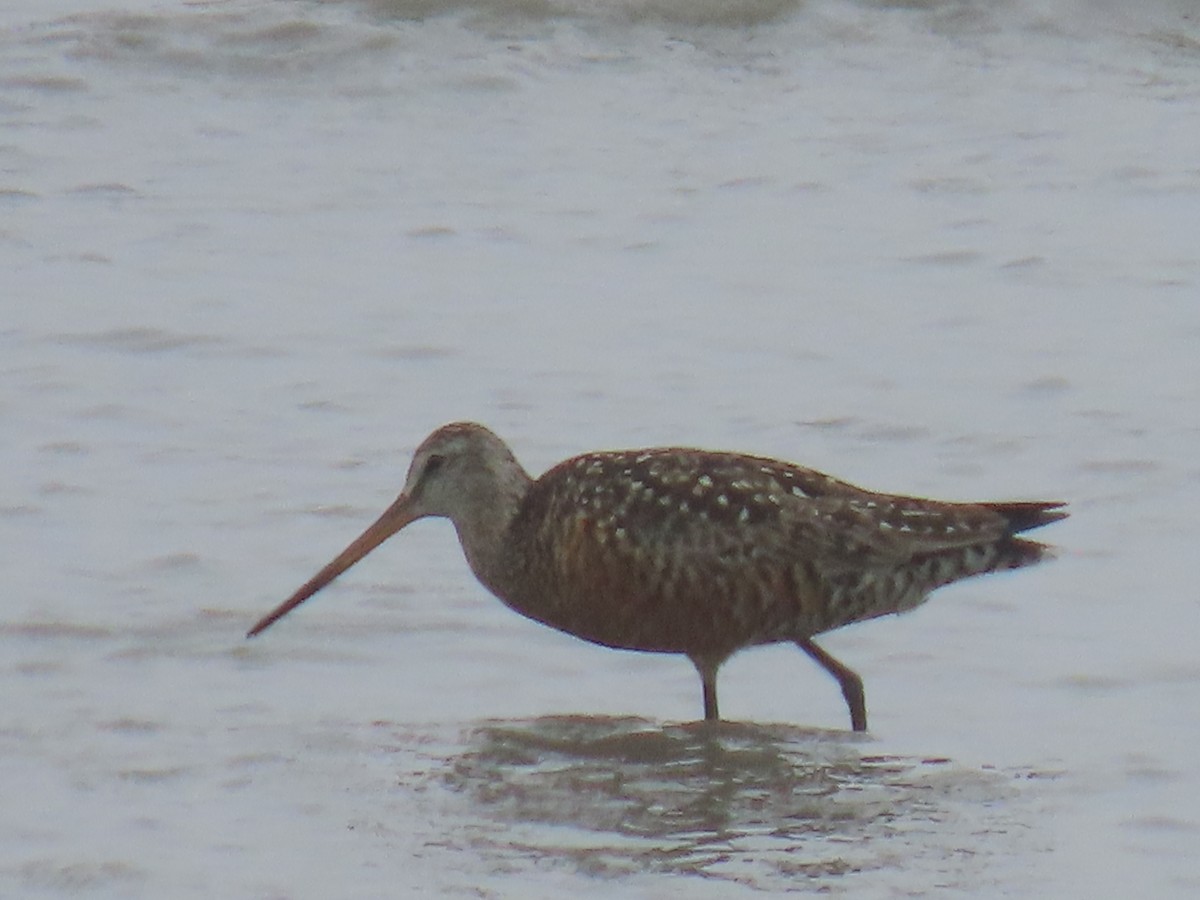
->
(246, 495), (416, 638)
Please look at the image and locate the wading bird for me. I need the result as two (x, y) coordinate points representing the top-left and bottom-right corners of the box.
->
(248, 422), (1065, 731)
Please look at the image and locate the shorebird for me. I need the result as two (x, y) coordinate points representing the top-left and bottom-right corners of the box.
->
(248, 422), (1065, 731)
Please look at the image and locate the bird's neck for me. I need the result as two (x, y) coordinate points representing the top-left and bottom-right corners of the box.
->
(450, 466), (532, 599)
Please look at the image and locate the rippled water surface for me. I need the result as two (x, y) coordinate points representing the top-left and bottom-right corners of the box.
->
(3, 0), (1200, 896)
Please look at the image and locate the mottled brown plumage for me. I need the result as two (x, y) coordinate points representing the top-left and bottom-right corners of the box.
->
(248, 422), (1066, 731)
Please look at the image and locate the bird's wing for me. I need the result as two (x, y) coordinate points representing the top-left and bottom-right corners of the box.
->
(789, 494), (1015, 571)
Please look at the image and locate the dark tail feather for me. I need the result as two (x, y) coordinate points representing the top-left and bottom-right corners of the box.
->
(1002, 536), (1057, 569)
(989, 500), (1067, 573)
(982, 500), (1068, 534)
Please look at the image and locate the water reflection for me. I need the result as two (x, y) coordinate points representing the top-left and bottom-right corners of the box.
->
(443, 716), (1017, 884)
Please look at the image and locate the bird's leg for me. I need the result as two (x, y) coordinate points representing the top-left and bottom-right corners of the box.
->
(691, 657), (720, 722)
(703, 676), (719, 722)
(796, 638), (867, 732)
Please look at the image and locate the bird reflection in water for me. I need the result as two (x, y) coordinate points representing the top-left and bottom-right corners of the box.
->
(440, 715), (1020, 883)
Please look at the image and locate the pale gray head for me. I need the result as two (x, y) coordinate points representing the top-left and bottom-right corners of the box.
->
(399, 422), (528, 523)
(247, 422), (531, 637)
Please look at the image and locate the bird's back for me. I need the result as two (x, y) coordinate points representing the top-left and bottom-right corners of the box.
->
(497, 446), (1064, 657)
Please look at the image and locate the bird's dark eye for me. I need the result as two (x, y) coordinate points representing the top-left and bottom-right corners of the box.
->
(423, 454), (446, 477)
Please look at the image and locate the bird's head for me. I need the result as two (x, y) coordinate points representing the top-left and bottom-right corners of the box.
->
(245, 422), (525, 638)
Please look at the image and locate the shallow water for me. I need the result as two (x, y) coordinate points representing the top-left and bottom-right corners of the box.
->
(3, 0), (1200, 896)
(440, 717), (1046, 890)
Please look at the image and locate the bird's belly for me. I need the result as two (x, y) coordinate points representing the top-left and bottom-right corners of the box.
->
(497, 579), (805, 658)
(489, 518), (830, 657)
